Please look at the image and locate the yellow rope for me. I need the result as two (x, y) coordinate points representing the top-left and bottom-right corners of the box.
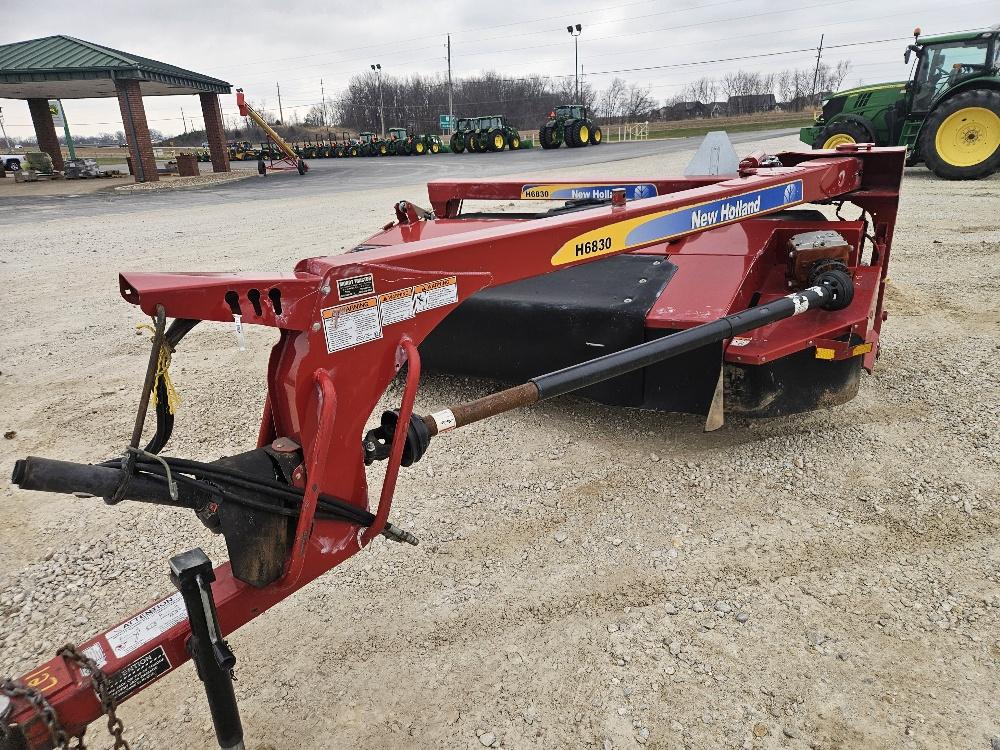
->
(136, 322), (181, 415)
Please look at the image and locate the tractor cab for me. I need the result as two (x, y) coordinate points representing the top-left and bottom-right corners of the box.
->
(388, 127), (409, 141)
(908, 31), (997, 111)
(553, 104), (586, 120)
(358, 132), (377, 144)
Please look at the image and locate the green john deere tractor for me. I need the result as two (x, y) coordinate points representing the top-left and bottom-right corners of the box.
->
(801, 25), (1000, 180)
(539, 104), (603, 149)
(356, 132), (386, 157)
(471, 115), (522, 152)
(387, 127), (438, 155)
(449, 117), (476, 153)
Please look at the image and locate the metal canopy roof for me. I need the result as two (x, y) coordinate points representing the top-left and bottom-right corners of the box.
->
(0, 35), (231, 99)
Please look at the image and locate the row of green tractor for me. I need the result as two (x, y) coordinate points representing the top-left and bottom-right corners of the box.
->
(209, 129), (444, 163)
(800, 24), (999, 180)
(449, 116), (524, 153)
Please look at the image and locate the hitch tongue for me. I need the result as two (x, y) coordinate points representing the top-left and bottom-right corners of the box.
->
(170, 549), (245, 750)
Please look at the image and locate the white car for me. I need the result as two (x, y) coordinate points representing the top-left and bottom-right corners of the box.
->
(1, 153), (26, 171)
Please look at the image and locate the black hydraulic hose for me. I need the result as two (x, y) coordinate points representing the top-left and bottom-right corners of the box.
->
(144, 318), (199, 455)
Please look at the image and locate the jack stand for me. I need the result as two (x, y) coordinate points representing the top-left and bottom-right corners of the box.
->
(170, 549), (245, 750)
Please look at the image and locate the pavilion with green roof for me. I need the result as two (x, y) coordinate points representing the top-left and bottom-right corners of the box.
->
(0, 35), (232, 181)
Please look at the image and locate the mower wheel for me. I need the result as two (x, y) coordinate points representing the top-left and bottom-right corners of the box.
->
(539, 123), (559, 149)
(814, 119), (871, 150)
(450, 133), (465, 153)
(257, 159), (267, 175)
(589, 125), (603, 145)
(921, 89), (1000, 180)
(489, 129), (506, 152)
(297, 158), (307, 175)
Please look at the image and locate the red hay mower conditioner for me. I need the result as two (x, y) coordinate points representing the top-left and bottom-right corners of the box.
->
(2, 145), (904, 750)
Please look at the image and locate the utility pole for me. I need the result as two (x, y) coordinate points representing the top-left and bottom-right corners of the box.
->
(447, 35), (454, 134)
(276, 82), (284, 124)
(0, 107), (13, 150)
(181, 106), (188, 134)
(809, 34), (825, 107)
(321, 78), (326, 126)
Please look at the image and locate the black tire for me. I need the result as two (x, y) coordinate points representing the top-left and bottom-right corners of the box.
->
(566, 120), (588, 148)
(378, 142), (389, 156)
(487, 128), (506, 152)
(589, 125), (603, 145)
(450, 133), (465, 153)
(257, 160), (266, 175)
(348, 145), (358, 157)
(539, 123), (559, 149)
(414, 139), (427, 155)
(398, 140), (412, 156)
(297, 159), (307, 175)
(508, 133), (521, 150)
(812, 119), (872, 150)
(920, 89), (1000, 180)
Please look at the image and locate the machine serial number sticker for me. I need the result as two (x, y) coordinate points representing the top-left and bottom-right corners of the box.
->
(378, 286), (416, 326)
(336, 273), (375, 300)
(322, 297), (383, 353)
(520, 183), (658, 201)
(551, 180), (804, 266)
(413, 276), (458, 314)
(106, 592), (186, 659)
(108, 646), (171, 702)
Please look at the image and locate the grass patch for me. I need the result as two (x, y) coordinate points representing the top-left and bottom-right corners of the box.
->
(648, 117), (812, 140)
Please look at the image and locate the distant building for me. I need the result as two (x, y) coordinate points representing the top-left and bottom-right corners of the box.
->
(661, 101), (708, 121)
(726, 94), (777, 115)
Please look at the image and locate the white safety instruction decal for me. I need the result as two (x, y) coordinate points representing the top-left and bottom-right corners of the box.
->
(322, 297), (383, 353)
(82, 642), (108, 670)
(413, 276), (458, 314)
(106, 593), (186, 659)
(378, 286), (415, 326)
(729, 337), (752, 347)
(337, 273), (375, 300)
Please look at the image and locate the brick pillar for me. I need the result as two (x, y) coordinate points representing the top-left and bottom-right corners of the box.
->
(199, 93), (230, 173)
(27, 98), (64, 171)
(115, 79), (158, 182)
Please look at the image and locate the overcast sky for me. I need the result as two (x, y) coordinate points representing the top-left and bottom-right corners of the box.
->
(1, 0), (995, 138)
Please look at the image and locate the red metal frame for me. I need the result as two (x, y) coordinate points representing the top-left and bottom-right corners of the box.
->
(8, 147), (904, 747)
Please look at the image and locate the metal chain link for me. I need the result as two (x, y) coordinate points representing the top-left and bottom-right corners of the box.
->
(0, 677), (70, 748)
(57, 645), (130, 750)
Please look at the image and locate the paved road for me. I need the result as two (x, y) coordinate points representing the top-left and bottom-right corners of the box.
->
(1, 129), (797, 220)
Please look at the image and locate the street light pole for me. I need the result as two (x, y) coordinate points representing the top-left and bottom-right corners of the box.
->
(371, 63), (384, 136)
(567, 24), (582, 101)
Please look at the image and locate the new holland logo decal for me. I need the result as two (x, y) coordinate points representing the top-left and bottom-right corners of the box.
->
(520, 183), (659, 201)
(550, 180), (804, 266)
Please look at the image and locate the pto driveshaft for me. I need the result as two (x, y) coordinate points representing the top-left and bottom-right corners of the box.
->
(418, 269), (853, 438)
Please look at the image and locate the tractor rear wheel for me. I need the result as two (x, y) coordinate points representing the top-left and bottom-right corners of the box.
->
(379, 142), (389, 156)
(468, 134), (480, 153)
(589, 125), (603, 145)
(414, 140), (426, 155)
(349, 146), (359, 157)
(450, 133), (465, 153)
(814, 119), (871, 149)
(489, 129), (506, 152)
(921, 89), (1000, 180)
(566, 120), (588, 147)
(540, 123), (559, 149)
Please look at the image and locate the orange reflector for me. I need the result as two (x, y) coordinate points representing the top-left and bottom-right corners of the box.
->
(852, 343), (873, 356)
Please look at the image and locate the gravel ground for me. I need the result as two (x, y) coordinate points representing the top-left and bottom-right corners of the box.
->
(1, 135), (998, 750)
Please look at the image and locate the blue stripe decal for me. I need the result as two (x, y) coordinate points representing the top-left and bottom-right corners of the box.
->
(624, 180), (803, 246)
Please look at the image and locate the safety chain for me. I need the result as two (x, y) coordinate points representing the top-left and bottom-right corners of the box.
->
(0, 677), (70, 748)
(56, 645), (131, 750)
(0, 644), (132, 750)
